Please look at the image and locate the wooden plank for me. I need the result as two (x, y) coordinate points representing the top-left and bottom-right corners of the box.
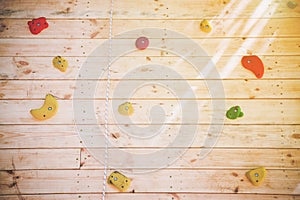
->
(1, 18), (300, 39)
(0, 100), (299, 125)
(0, 149), (80, 170)
(1, 125), (299, 149)
(1, 80), (299, 100)
(0, 193), (298, 200)
(1, 0), (300, 19)
(0, 148), (298, 170)
(0, 38), (299, 57)
(0, 125), (81, 148)
(79, 148), (300, 170)
(1, 56), (300, 80)
(0, 169), (299, 194)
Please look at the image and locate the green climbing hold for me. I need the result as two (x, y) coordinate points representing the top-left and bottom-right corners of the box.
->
(226, 106), (244, 120)
(287, 1), (298, 9)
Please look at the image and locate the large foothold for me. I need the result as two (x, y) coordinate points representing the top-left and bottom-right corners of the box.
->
(30, 94), (58, 120)
(28, 17), (48, 35)
(108, 171), (131, 192)
(246, 167), (267, 186)
(241, 55), (264, 79)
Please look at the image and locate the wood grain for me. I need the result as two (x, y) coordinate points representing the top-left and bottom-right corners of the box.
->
(79, 148), (300, 170)
(1, 18), (300, 39)
(0, 169), (299, 194)
(0, 149), (80, 170)
(1, 56), (300, 80)
(0, 194), (298, 200)
(1, 0), (300, 198)
(1, 0), (300, 19)
(0, 80), (299, 99)
(0, 148), (298, 170)
(0, 38), (299, 57)
(1, 125), (299, 149)
(0, 100), (299, 125)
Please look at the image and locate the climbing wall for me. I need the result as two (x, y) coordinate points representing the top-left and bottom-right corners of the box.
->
(0, 0), (300, 199)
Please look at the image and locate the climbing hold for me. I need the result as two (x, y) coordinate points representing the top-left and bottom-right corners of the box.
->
(241, 55), (264, 79)
(30, 94), (58, 120)
(200, 19), (212, 33)
(52, 56), (68, 72)
(108, 171), (131, 192)
(135, 37), (149, 50)
(287, 1), (298, 9)
(246, 167), (267, 186)
(27, 17), (48, 35)
(118, 102), (134, 116)
(226, 106), (244, 120)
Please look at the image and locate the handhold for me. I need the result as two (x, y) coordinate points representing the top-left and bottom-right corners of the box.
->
(28, 17), (48, 35)
(108, 171), (131, 192)
(118, 102), (134, 116)
(52, 56), (68, 72)
(287, 1), (298, 9)
(241, 55), (264, 79)
(30, 94), (58, 120)
(200, 19), (212, 33)
(246, 167), (267, 186)
(135, 37), (149, 50)
(226, 106), (244, 120)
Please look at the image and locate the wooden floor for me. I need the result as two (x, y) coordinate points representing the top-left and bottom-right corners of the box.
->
(0, 0), (300, 199)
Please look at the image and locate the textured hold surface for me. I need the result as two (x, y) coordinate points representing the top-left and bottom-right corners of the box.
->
(241, 55), (264, 79)
(246, 167), (267, 186)
(118, 102), (134, 116)
(27, 17), (48, 35)
(200, 19), (212, 33)
(52, 56), (68, 72)
(108, 171), (131, 192)
(30, 94), (58, 120)
(226, 106), (244, 120)
(135, 37), (149, 50)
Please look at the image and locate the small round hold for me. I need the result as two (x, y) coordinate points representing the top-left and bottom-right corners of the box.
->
(135, 37), (149, 50)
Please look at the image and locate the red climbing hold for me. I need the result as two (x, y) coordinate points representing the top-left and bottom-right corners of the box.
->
(135, 37), (149, 50)
(28, 17), (49, 35)
(241, 55), (264, 79)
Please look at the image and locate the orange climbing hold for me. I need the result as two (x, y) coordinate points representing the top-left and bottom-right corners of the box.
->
(241, 55), (264, 79)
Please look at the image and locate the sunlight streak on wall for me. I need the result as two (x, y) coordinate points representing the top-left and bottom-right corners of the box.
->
(221, 0), (278, 78)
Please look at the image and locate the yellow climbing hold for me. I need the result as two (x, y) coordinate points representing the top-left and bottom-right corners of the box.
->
(108, 171), (131, 192)
(246, 167), (267, 186)
(52, 56), (68, 72)
(200, 19), (212, 33)
(30, 94), (58, 120)
(118, 102), (134, 116)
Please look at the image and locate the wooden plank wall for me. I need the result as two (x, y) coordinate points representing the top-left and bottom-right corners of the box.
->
(0, 0), (300, 199)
